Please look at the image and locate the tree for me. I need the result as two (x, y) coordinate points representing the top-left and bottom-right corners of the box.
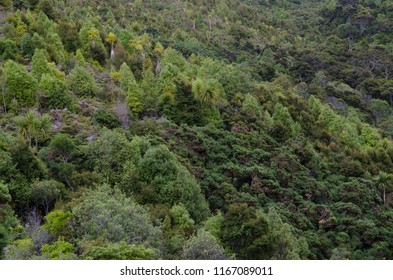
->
(47, 134), (76, 164)
(66, 66), (100, 97)
(266, 208), (308, 259)
(181, 230), (227, 260)
(15, 110), (51, 148)
(106, 32), (117, 60)
(20, 33), (35, 59)
(87, 28), (99, 48)
(71, 184), (162, 251)
(31, 180), (62, 215)
(192, 78), (222, 105)
(14, 110), (39, 148)
(39, 134), (77, 189)
(139, 145), (209, 223)
(220, 203), (275, 259)
(39, 74), (72, 109)
(32, 33), (46, 50)
(44, 210), (72, 237)
(369, 99), (392, 126)
(374, 171), (392, 205)
(119, 63), (143, 114)
(31, 49), (50, 82)
(119, 63), (136, 92)
(126, 81), (143, 114)
(57, 20), (81, 53)
(0, 39), (18, 60)
(85, 129), (133, 183)
(4, 60), (38, 108)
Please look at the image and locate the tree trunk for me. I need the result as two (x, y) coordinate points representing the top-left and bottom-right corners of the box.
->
(110, 42), (115, 60)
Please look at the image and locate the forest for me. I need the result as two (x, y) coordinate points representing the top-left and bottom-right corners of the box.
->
(1, 0), (393, 260)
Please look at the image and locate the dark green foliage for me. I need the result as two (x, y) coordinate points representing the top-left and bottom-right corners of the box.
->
(20, 33), (35, 59)
(94, 108), (120, 129)
(39, 134), (77, 188)
(31, 180), (62, 215)
(139, 145), (209, 223)
(165, 80), (204, 126)
(221, 203), (275, 259)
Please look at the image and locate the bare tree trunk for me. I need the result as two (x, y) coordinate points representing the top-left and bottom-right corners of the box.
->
(110, 42), (115, 60)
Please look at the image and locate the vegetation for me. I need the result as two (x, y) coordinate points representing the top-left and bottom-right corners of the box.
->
(1, 0), (393, 260)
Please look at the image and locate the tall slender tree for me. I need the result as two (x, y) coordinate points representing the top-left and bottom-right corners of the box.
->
(375, 171), (391, 205)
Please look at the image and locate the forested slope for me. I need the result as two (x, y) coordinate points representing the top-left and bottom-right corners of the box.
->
(1, 0), (393, 260)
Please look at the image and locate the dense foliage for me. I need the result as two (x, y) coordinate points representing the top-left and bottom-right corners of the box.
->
(1, 0), (393, 260)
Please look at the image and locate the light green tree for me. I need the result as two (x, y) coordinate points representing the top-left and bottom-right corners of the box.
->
(39, 74), (72, 109)
(66, 66), (100, 97)
(119, 63), (136, 92)
(71, 184), (162, 251)
(4, 60), (38, 108)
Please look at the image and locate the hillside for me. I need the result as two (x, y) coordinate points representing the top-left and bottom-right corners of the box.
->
(1, 0), (393, 260)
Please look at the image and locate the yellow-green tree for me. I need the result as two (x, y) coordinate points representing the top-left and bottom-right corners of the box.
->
(106, 32), (117, 60)
(87, 28), (99, 48)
